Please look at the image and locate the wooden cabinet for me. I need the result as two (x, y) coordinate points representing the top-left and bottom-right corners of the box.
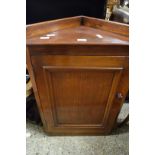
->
(26, 16), (129, 135)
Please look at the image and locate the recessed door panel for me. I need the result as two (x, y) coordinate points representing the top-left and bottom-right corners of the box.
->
(43, 66), (122, 128)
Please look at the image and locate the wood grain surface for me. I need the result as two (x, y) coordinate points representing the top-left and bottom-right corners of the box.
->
(26, 16), (129, 135)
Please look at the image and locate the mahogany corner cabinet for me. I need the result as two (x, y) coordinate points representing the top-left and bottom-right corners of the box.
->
(26, 16), (129, 135)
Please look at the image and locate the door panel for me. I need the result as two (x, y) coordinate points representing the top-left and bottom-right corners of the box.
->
(32, 55), (125, 131)
(43, 66), (122, 128)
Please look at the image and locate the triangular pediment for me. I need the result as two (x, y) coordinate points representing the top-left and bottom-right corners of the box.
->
(27, 16), (128, 45)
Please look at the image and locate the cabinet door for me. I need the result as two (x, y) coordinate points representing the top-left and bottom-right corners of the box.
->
(31, 55), (127, 134)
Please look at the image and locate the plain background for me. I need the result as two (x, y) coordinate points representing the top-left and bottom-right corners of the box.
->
(26, 0), (107, 24)
(0, 0), (155, 154)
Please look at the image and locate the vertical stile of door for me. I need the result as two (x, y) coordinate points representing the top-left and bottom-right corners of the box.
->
(102, 69), (123, 126)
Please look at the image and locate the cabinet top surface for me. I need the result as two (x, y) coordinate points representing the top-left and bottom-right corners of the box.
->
(27, 16), (129, 46)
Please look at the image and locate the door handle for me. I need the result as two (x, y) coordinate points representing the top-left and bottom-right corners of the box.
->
(117, 92), (123, 99)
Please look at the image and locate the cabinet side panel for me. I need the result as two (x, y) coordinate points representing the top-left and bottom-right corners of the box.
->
(26, 47), (47, 128)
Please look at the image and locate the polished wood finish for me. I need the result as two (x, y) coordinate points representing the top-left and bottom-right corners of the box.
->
(26, 16), (129, 135)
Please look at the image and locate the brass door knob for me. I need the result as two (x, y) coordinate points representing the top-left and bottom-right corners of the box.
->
(117, 93), (123, 99)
